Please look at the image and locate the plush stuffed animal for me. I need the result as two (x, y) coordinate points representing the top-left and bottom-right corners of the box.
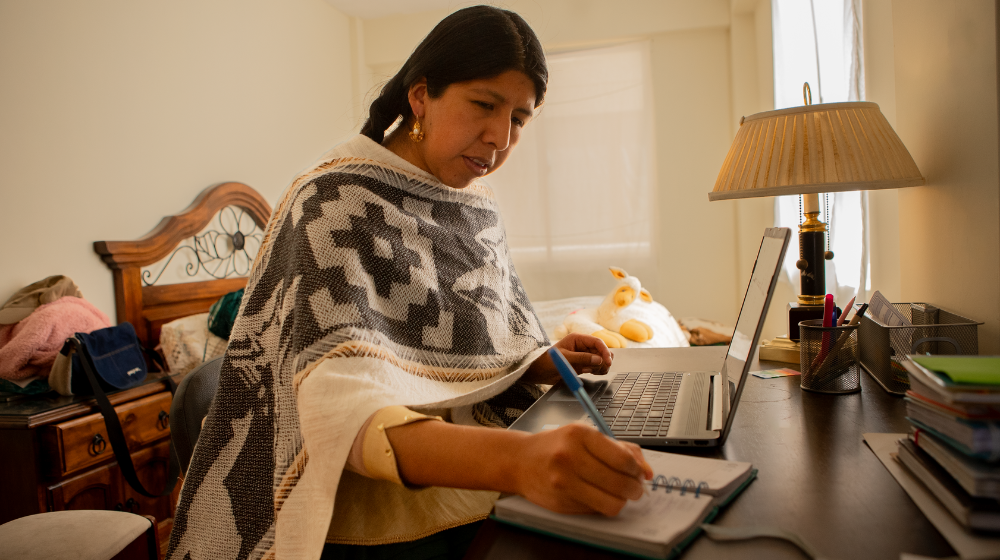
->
(553, 267), (688, 349)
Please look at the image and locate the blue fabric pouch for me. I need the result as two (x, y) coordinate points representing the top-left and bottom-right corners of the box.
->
(68, 322), (148, 395)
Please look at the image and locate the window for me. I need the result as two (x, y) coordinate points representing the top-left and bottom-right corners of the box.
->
(772, 0), (869, 306)
(488, 41), (656, 301)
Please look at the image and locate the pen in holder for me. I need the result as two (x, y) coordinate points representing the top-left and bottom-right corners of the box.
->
(799, 319), (861, 394)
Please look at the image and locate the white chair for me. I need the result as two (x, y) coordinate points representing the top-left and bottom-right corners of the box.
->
(0, 510), (158, 559)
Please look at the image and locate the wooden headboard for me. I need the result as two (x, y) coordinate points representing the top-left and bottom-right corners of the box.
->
(93, 182), (272, 351)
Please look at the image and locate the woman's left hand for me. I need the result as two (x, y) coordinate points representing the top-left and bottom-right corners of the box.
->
(523, 333), (613, 385)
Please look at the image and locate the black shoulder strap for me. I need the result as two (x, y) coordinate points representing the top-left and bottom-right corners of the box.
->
(70, 338), (179, 498)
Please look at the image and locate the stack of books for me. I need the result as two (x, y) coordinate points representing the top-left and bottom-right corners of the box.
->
(898, 356), (1000, 533)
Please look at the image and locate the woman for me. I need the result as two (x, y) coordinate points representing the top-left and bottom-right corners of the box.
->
(167, 6), (651, 560)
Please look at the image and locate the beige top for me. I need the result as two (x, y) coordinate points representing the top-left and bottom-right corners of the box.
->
(326, 405), (498, 545)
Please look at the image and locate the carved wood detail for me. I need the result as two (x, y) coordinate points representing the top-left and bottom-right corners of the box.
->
(94, 182), (271, 268)
(92, 182), (272, 352)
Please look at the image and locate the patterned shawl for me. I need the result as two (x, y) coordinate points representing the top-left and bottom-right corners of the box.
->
(167, 135), (549, 560)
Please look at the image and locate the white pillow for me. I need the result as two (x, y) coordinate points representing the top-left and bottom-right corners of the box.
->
(532, 296), (605, 341)
(159, 313), (227, 375)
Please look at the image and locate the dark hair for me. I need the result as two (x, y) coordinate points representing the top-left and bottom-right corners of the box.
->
(360, 5), (548, 143)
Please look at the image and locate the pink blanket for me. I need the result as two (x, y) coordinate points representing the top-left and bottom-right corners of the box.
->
(0, 296), (111, 380)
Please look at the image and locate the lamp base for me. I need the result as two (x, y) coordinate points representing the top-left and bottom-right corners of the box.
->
(797, 294), (826, 306)
(788, 302), (825, 341)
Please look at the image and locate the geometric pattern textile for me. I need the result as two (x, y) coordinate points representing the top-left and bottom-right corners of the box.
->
(167, 135), (549, 560)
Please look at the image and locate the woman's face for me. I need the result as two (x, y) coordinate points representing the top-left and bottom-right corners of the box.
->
(403, 70), (537, 189)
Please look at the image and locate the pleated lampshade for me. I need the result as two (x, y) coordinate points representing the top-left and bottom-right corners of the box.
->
(710, 102), (924, 201)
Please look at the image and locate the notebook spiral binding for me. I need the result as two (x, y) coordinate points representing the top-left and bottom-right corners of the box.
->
(651, 475), (710, 498)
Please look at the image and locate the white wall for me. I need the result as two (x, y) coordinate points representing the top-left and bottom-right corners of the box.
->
(651, 27), (740, 325)
(889, 0), (1000, 353)
(0, 0), (357, 322)
(863, 0), (903, 303)
(864, 0), (1000, 353)
(726, 0), (787, 341)
(360, 0), (731, 65)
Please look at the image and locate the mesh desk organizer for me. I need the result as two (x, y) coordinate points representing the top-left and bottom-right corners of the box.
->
(800, 319), (861, 394)
(859, 303), (982, 395)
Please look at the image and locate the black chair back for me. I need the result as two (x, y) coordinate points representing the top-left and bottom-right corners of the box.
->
(169, 356), (223, 473)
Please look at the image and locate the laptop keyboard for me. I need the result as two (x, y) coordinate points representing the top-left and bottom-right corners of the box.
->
(594, 372), (683, 437)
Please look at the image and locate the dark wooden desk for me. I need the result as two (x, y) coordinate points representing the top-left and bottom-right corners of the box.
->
(465, 348), (956, 560)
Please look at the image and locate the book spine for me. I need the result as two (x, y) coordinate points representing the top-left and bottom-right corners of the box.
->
(896, 440), (972, 527)
(912, 421), (1000, 463)
(905, 403), (980, 450)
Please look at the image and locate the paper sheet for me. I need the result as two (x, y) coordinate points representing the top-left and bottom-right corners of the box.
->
(863, 433), (1000, 560)
(752, 368), (801, 379)
(868, 291), (911, 327)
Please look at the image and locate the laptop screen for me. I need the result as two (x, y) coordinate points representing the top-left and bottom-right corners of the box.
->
(721, 228), (790, 437)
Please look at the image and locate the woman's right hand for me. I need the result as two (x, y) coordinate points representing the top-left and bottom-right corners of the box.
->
(512, 423), (653, 517)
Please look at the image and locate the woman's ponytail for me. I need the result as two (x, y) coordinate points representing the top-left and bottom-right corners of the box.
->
(361, 72), (412, 143)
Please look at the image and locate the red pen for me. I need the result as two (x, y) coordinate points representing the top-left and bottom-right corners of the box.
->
(819, 294), (835, 357)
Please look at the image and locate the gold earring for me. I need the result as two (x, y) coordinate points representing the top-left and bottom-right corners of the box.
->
(408, 120), (424, 142)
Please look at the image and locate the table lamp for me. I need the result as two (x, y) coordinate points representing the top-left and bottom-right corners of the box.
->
(710, 87), (924, 354)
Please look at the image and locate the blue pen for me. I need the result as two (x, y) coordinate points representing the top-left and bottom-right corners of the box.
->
(547, 347), (615, 438)
(548, 348), (653, 497)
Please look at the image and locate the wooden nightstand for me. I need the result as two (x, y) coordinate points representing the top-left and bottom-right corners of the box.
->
(0, 374), (179, 556)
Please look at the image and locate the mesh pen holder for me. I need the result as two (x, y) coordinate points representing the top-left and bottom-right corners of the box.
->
(799, 319), (861, 394)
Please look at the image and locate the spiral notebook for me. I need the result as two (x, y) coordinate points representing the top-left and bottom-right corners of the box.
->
(492, 450), (755, 559)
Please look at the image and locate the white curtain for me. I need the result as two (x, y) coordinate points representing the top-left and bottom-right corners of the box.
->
(772, 0), (870, 308)
(487, 42), (657, 302)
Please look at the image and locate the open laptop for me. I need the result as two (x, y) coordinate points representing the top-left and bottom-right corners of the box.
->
(510, 227), (791, 447)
